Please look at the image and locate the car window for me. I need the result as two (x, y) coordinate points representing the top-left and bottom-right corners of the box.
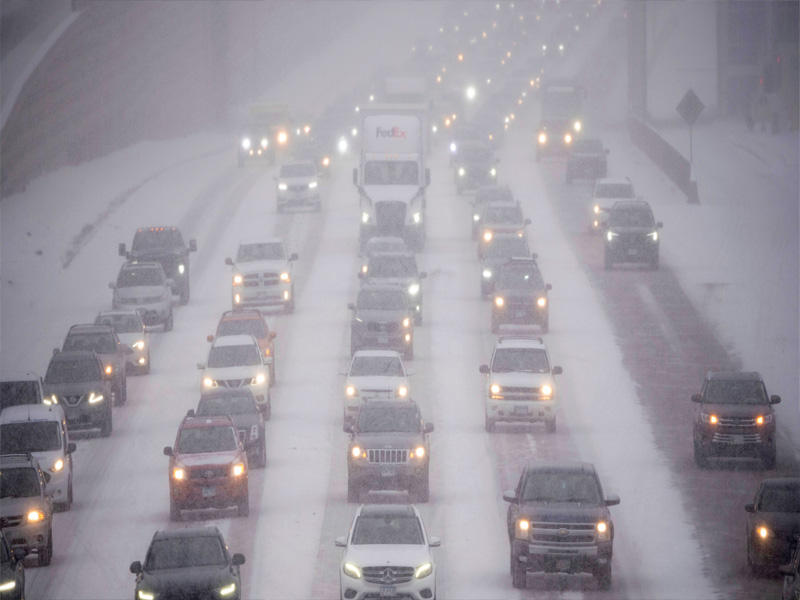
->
(132, 230), (184, 252)
(0, 381), (41, 407)
(198, 396), (257, 416)
(352, 514), (424, 545)
(350, 356), (405, 377)
(497, 267), (544, 290)
(0, 467), (41, 499)
(595, 183), (634, 199)
(758, 484), (800, 512)
(357, 290), (407, 310)
(608, 208), (654, 228)
(704, 380), (767, 405)
(367, 256), (417, 278)
(207, 344), (261, 368)
(236, 243), (285, 262)
(145, 536), (227, 570)
(217, 319), (267, 339)
(117, 267), (165, 288)
(63, 332), (117, 354)
(357, 406), (420, 433)
(485, 206), (522, 223)
(45, 358), (101, 384)
(0, 422), (61, 453)
(280, 163), (316, 177)
(483, 238), (529, 260)
(522, 472), (603, 504)
(363, 161), (419, 185)
(177, 426), (238, 453)
(96, 314), (142, 333)
(493, 348), (550, 373)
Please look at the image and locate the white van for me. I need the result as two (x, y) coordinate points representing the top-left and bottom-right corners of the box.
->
(0, 404), (75, 510)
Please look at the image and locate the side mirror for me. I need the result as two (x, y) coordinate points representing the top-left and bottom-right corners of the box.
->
(479, 365), (490, 374)
(130, 560), (143, 574)
(424, 423), (434, 433)
(335, 536), (347, 547)
(419, 272), (427, 279)
(197, 363), (206, 370)
(347, 303), (355, 311)
(744, 502), (755, 513)
(552, 366), (563, 375)
(657, 222), (663, 229)
(231, 553), (246, 566)
(289, 253), (299, 262)
(691, 393), (702, 403)
(12, 548), (25, 562)
(343, 423), (353, 434)
(118, 243), (127, 257)
(67, 442), (77, 454)
(270, 331), (277, 340)
(207, 335), (214, 343)
(428, 536), (441, 548)
(186, 409), (195, 417)
(108, 282), (116, 290)
(531, 252), (538, 260)
(546, 283), (552, 291)
(605, 493), (621, 506)
(770, 395), (781, 405)
(524, 218), (531, 226)
(163, 446), (173, 457)
(189, 239), (197, 252)
(502, 490), (519, 504)
(352, 167), (358, 186)
(225, 258), (234, 266)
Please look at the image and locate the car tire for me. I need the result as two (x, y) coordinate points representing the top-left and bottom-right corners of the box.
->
(347, 478), (359, 503)
(169, 499), (181, 522)
(485, 413), (496, 432)
(545, 416), (556, 433)
(68, 475), (73, 506)
(511, 556), (527, 589)
(284, 287), (295, 314)
(38, 528), (53, 566)
(164, 311), (174, 332)
(237, 494), (249, 518)
(693, 441), (709, 469)
(413, 474), (430, 503)
(595, 563), (612, 590)
(263, 394), (271, 421)
(100, 411), (113, 438)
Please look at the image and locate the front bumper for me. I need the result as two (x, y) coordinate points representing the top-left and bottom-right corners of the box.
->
(232, 283), (292, 309)
(170, 476), (248, 510)
(487, 398), (558, 423)
(604, 238), (658, 264)
(694, 424), (775, 458)
(340, 569), (436, 600)
(114, 299), (170, 326)
(518, 540), (613, 574)
(60, 399), (110, 431)
(348, 461), (428, 493)
(0, 517), (49, 555)
(492, 303), (548, 326)
(749, 531), (797, 567)
(277, 188), (320, 207)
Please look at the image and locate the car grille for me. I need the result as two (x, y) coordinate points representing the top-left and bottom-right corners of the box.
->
(288, 184), (307, 192)
(0, 516), (23, 528)
(242, 272), (280, 287)
(530, 522), (597, 545)
(188, 467), (228, 480)
(367, 449), (408, 464)
(502, 386), (544, 395)
(218, 379), (248, 388)
(119, 296), (163, 305)
(61, 394), (85, 407)
(367, 322), (399, 333)
(361, 595), (415, 600)
(717, 416), (757, 426)
(362, 566), (415, 584)
(712, 432), (763, 444)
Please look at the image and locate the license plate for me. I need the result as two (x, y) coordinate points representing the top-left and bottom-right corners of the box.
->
(627, 248), (638, 256)
(555, 559), (570, 572)
(381, 467), (396, 477)
(514, 406), (528, 414)
(380, 586), (396, 597)
(377, 335), (389, 344)
(202, 486), (216, 498)
(516, 310), (527, 318)
(732, 435), (745, 445)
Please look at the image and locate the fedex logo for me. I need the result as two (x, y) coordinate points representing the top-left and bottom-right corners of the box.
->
(375, 127), (406, 138)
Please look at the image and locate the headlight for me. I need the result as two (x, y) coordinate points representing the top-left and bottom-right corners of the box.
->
(403, 317), (411, 328)
(408, 283), (420, 296)
(473, 214), (480, 221)
(495, 296), (504, 307)
(538, 132), (547, 145)
(260, 138), (268, 149)
(415, 562), (433, 578)
(412, 212), (421, 224)
(233, 274), (243, 285)
(0, 582), (17, 593)
(450, 142), (457, 153)
(398, 385), (408, 397)
(346, 385), (357, 397)
(540, 384), (552, 397)
(483, 231), (493, 242)
(351, 446), (363, 459)
(250, 425), (259, 440)
(701, 413), (718, 424)
(173, 467), (185, 480)
(322, 156), (330, 166)
(482, 269), (492, 279)
(431, 125), (438, 133)
(597, 521), (610, 541)
(490, 383), (501, 395)
(231, 463), (246, 477)
(606, 231), (618, 242)
(277, 131), (288, 144)
(137, 591), (155, 600)
(351, 127), (358, 137)
(458, 167), (465, 177)
(490, 167), (497, 177)
(308, 181), (318, 189)
(52, 459), (64, 472)
(219, 582), (237, 597)
(27, 510), (44, 523)
(516, 518), (530, 539)
(343, 562), (362, 579)
(105, 365), (113, 375)
(757, 526), (771, 539)
(574, 120), (582, 132)
(537, 297), (547, 307)
(280, 272), (290, 282)
(648, 231), (658, 241)
(756, 414), (773, 425)
(338, 138), (348, 153)
(45, 394), (58, 405)
(413, 446), (425, 458)
(361, 212), (370, 224)
(251, 373), (266, 385)
(178, 263), (185, 274)
(241, 138), (251, 150)
(134, 340), (145, 350)
(564, 133), (573, 144)
(278, 182), (288, 191)
(203, 377), (217, 388)
(88, 392), (104, 404)
(594, 205), (601, 214)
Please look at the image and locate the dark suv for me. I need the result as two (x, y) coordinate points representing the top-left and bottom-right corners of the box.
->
(692, 371), (780, 469)
(119, 226), (197, 304)
(349, 284), (415, 360)
(57, 324), (128, 406)
(480, 234), (532, 299)
(745, 477), (800, 575)
(453, 141), (498, 194)
(345, 399), (433, 503)
(603, 200), (662, 270)
(196, 389), (267, 469)
(491, 258), (551, 333)
(503, 461), (620, 590)
(359, 252), (427, 325)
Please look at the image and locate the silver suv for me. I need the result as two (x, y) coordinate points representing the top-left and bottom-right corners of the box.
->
(0, 454), (54, 566)
(110, 261), (174, 331)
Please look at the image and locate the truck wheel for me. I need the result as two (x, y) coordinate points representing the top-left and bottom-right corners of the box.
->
(347, 478), (359, 503)
(237, 494), (250, 517)
(545, 416), (556, 433)
(100, 411), (113, 438)
(485, 414), (496, 433)
(511, 557), (527, 589)
(169, 499), (182, 522)
(595, 563), (612, 590)
(38, 528), (53, 566)
(413, 475), (430, 503)
(164, 311), (174, 332)
(693, 442), (708, 469)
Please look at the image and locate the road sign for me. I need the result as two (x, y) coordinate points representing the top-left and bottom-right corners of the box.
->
(676, 89), (705, 127)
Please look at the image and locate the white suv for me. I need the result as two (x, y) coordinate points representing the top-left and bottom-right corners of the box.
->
(335, 504), (440, 600)
(342, 350), (409, 425)
(197, 334), (272, 416)
(275, 159), (320, 212)
(479, 335), (563, 433)
(225, 239), (298, 313)
(588, 177), (636, 233)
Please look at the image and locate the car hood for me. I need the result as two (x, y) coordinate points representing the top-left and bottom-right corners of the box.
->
(496, 287), (546, 300)
(115, 285), (168, 299)
(608, 225), (656, 234)
(363, 277), (416, 288)
(343, 543), (432, 568)
(483, 221), (526, 232)
(491, 372), (553, 387)
(42, 380), (107, 396)
(353, 432), (424, 448)
(519, 502), (609, 523)
(228, 413), (260, 430)
(140, 564), (235, 593)
(116, 332), (145, 346)
(175, 451), (241, 468)
(701, 403), (774, 418)
(233, 259), (289, 274)
(278, 175), (316, 185)
(354, 309), (409, 323)
(203, 365), (265, 381)
(0, 495), (45, 517)
(347, 375), (408, 390)
(751, 512), (800, 535)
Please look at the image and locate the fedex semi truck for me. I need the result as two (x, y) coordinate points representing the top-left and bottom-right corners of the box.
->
(353, 104), (430, 251)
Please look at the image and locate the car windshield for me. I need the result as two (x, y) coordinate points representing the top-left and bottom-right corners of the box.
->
(461, 147), (493, 162)
(363, 160), (419, 185)
(131, 229), (183, 252)
(117, 267), (165, 288)
(493, 348), (550, 373)
(0, 381), (40, 408)
(365, 238), (407, 256)
(573, 139), (603, 153)
(483, 238), (529, 260)
(357, 290), (406, 311)
(352, 514), (425, 545)
(484, 206), (523, 224)
(62, 332), (117, 354)
(541, 89), (582, 119)
(608, 208), (654, 228)
(0, 422), (61, 453)
(704, 380), (768, 404)
(497, 267), (544, 290)
(197, 396), (257, 416)
(96, 313), (142, 333)
(144, 536), (227, 571)
(367, 256), (417, 278)
(177, 426), (238, 453)
(280, 163), (316, 177)
(207, 344), (261, 368)
(595, 183), (634, 199)
(217, 319), (267, 339)
(0, 467), (40, 499)
(45, 359), (101, 384)
(476, 187), (513, 205)
(350, 356), (405, 377)
(357, 406), (419, 433)
(522, 471), (603, 504)
(236, 243), (285, 262)
(759, 483), (800, 512)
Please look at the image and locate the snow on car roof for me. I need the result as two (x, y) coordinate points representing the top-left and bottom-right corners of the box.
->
(352, 350), (403, 358)
(496, 335), (546, 349)
(212, 334), (258, 348)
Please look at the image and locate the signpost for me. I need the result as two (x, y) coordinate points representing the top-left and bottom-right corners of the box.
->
(676, 89), (705, 165)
